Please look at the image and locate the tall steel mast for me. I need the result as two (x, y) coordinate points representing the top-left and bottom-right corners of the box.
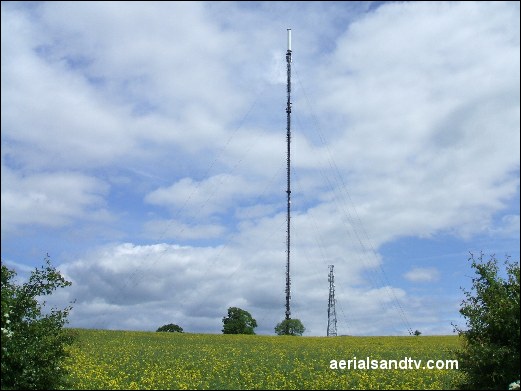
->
(285, 28), (292, 321)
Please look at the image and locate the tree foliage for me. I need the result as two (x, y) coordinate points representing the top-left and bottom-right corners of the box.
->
(222, 307), (257, 335)
(1, 255), (74, 390)
(275, 318), (305, 336)
(156, 323), (183, 333)
(454, 252), (520, 390)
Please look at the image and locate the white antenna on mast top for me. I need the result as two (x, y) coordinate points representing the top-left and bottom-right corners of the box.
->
(287, 28), (292, 52)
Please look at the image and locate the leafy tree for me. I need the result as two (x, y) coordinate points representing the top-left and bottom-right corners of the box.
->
(275, 318), (305, 336)
(453, 252), (520, 390)
(413, 330), (422, 336)
(156, 323), (183, 333)
(1, 255), (74, 390)
(222, 307), (257, 334)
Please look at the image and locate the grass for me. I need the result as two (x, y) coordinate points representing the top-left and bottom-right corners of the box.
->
(63, 328), (465, 390)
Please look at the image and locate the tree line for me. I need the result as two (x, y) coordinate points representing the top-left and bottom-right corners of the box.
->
(156, 306), (305, 336)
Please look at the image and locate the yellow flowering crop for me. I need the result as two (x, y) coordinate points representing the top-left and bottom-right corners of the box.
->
(63, 329), (465, 390)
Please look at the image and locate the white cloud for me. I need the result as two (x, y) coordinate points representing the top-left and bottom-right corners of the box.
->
(1, 164), (110, 232)
(314, 0), (520, 243)
(404, 267), (441, 283)
(144, 173), (269, 219)
(1, 11), (137, 170)
(143, 219), (226, 241)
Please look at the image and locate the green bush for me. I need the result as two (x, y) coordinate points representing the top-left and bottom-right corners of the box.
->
(454, 252), (520, 390)
(1, 255), (74, 390)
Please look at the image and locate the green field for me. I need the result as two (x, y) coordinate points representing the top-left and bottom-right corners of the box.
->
(63, 329), (465, 390)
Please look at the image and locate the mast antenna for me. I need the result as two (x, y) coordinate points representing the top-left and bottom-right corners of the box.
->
(285, 28), (292, 322)
(327, 265), (338, 336)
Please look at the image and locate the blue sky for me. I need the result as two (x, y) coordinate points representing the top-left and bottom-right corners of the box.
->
(1, 1), (519, 336)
